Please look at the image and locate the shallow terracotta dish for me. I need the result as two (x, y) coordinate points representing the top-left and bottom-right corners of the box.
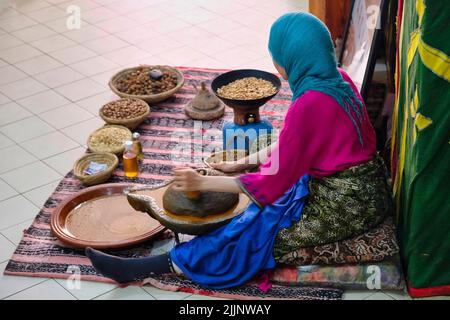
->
(51, 183), (165, 249)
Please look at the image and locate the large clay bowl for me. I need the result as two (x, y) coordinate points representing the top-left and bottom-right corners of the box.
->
(51, 183), (165, 249)
(127, 180), (250, 235)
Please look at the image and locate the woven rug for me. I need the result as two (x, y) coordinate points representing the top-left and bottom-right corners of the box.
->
(4, 67), (343, 300)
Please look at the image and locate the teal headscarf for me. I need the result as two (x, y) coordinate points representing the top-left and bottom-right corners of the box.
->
(269, 12), (365, 145)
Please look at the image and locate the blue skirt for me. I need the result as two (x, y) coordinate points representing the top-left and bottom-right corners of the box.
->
(170, 175), (310, 289)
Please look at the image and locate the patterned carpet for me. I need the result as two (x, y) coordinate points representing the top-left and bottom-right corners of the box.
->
(3, 67), (343, 300)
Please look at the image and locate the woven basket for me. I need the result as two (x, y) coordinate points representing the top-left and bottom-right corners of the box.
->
(99, 98), (150, 129)
(203, 149), (248, 168)
(87, 125), (132, 155)
(73, 152), (119, 186)
(108, 65), (185, 104)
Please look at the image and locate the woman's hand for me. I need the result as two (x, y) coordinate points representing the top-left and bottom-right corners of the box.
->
(172, 167), (205, 192)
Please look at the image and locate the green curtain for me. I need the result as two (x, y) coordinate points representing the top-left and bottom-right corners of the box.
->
(392, 0), (450, 294)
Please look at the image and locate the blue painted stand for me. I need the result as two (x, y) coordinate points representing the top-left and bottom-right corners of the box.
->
(223, 119), (273, 152)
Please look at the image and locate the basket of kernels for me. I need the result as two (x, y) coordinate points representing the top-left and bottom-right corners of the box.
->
(87, 125), (132, 155)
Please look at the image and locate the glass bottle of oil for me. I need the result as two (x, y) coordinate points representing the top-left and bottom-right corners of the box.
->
(123, 140), (138, 178)
(132, 132), (143, 161)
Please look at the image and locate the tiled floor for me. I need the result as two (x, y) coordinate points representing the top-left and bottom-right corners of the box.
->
(0, 0), (435, 301)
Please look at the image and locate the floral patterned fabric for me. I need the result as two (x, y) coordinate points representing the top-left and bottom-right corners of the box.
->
(271, 256), (405, 290)
(277, 217), (399, 266)
(274, 155), (393, 259)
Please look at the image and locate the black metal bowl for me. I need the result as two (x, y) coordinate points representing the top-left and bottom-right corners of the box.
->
(211, 69), (282, 109)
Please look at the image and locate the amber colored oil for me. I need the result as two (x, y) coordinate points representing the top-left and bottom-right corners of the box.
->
(123, 151), (139, 177)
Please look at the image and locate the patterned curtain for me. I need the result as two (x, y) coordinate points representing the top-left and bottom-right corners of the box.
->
(392, 0), (450, 297)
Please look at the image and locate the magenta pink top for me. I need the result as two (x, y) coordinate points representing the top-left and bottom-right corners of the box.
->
(238, 70), (377, 206)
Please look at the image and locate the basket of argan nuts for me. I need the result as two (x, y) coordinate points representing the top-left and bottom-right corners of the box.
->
(100, 98), (150, 129)
(109, 65), (184, 104)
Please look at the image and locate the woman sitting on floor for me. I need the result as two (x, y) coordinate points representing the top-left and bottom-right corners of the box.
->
(85, 12), (393, 288)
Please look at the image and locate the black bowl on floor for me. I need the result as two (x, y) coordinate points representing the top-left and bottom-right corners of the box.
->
(211, 69), (282, 109)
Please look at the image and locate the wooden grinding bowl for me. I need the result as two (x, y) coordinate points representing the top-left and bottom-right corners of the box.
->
(127, 169), (251, 235)
(73, 152), (118, 186)
(99, 98), (150, 130)
(51, 183), (165, 249)
(109, 65), (185, 104)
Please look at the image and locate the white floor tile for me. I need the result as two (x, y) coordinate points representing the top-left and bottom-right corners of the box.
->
(49, 44), (97, 64)
(11, 24), (56, 42)
(210, 46), (263, 68)
(61, 117), (104, 144)
(69, 56), (118, 77)
(0, 233), (15, 263)
(0, 33), (24, 51)
(62, 24), (108, 43)
(117, 24), (161, 45)
(21, 131), (80, 159)
(39, 103), (93, 129)
(26, 6), (67, 23)
(75, 91), (117, 115)
(0, 195), (39, 230)
(55, 78), (106, 101)
(125, 6), (168, 24)
(96, 16), (139, 34)
(0, 133), (14, 149)
(0, 77), (48, 100)
(89, 68), (122, 86)
(15, 54), (63, 75)
(137, 35), (184, 56)
(184, 294), (228, 300)
(1, 161), (61, 193)
(95, 286), (155, 300)
(197, 17), (243, 37)
(44, 16), (89, 33)
(56, 278), (117, 300)
(43, 146), (86, 175)
(0, 261), (47, 299)
(175, 7), (219, 25)
(23, 180), (59, 208)
(13, 0), (52, 13)
(0, 218), (34, 245)
(0, 102), (32, 126)
(17, 89), (71, 114)
(150, 16), (190, 34)
(0, 14), (37, 32)
(0, 145), (37, 174)
(0, 43), (42, 64)
(30, 34), (77, 53)
(0, 65), (28, 85)
(0, 178), (17, 201)
(383, 290), (412, 300)
(143, 285), (192, 300)
(81, 6), (119, 24)
(0, 116), (55, 143)
(102, 46), (151, 65)
(364, 292), (395, 300)
(0, 92), (10, 105)
(83, 35), (129, 55)
(154, 46), (208, 66)
(34, 66), (84, 88)
(343, 290), (377, 300)
(6, 279), (76, 300)
(57, 0), (101, 11)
